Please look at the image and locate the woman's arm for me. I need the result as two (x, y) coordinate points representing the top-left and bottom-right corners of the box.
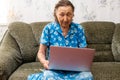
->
(37, 44), (49, 69)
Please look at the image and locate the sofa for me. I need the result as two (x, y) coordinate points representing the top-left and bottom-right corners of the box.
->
(0, 21), (120, 80)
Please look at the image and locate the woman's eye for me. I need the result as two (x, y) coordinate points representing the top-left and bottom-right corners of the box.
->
(67, 13), (72, 16)
(59, 14), (64, 17)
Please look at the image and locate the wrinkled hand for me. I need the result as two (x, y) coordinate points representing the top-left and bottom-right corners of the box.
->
(42, 60), (49, 69)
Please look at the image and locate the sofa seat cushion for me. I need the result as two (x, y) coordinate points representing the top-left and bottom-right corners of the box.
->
(8, 62), (120, 80)
(8, 62), (43, 80)
(92, 62), (120, 80)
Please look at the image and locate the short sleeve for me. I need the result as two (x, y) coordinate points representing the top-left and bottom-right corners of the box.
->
(77, 25), (87, 48)
(40, 25), (50, 46)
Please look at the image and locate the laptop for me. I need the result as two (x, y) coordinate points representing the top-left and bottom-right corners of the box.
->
(48, 46), (95, 72)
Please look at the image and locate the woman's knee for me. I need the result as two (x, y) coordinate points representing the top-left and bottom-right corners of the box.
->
(76, 72), (93, 80)
(43, 70), (58, 79)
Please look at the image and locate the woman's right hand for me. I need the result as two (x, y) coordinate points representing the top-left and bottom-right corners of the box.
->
(42, 60), (49, 69)
(37, 44), (49, 69)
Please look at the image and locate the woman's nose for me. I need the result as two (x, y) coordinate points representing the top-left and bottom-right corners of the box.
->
(63, 16), (68, 22)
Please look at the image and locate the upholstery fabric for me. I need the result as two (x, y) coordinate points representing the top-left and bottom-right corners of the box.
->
(81, 22), (115, 62)
(8, 22), (38, 62)
(30, 22), (49, 44)
(0, 31), (22, 79)
(92, 62), (120, 80)
(8, 62), (43, 80)
(81, 22), (116, 44)
(112, 23), (120, 61)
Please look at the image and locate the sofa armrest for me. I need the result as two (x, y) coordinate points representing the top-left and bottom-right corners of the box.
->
(0, 31), (22, 80)
(112, 23), (120, 61)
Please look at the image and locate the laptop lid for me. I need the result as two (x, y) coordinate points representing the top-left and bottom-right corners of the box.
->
(48, 46), (95, 71)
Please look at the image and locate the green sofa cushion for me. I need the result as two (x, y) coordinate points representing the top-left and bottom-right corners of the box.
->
(8, 22), (38, 62)
(8, 62), (43, 80)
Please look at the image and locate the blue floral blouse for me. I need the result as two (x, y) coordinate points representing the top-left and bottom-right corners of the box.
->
(40, 21), (87, 58)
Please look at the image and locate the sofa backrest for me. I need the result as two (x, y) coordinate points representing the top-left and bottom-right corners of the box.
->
(7, 21), (116, 62)
(30, 22), (49, 45)
(81, 21), (116, 62)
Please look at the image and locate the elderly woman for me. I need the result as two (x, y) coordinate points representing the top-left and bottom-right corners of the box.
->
(27, 0), (93, 80)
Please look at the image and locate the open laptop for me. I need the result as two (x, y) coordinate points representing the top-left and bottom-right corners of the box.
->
(48, 46), (95, 72)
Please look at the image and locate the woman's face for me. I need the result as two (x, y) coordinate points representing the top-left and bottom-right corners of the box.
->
(55, 6), (74, 28)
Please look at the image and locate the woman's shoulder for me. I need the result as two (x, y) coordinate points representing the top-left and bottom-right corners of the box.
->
(71, 22), (84, 30)
(44, 22), (58, 29)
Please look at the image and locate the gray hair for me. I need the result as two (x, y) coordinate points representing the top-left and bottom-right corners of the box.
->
(54, 0), (74, 22)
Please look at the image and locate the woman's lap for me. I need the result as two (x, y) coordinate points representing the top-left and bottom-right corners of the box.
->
(27, 70), (93, 80)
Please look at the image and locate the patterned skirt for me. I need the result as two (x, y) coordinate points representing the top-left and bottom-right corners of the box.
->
(27, 69), (93, 80)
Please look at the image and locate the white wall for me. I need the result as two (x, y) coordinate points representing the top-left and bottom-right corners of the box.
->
(0, 0), (9, 24)
(0, 25), (7, 41)
(8, 0), (120, 23)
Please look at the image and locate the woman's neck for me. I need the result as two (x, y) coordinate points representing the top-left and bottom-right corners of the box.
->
(61, 26), (69, 37)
